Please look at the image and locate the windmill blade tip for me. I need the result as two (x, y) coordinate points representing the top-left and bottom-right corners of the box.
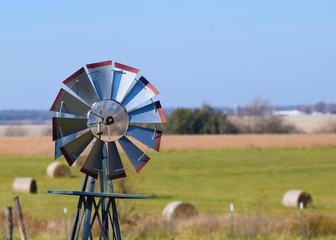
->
(108, 172), (127, 180)
(80, 168), (98, 179)
(87, 60), (112, 69)
(135, 156), (150, 173)
(63, 67), (86, 85)
(60, 147), (76, 167)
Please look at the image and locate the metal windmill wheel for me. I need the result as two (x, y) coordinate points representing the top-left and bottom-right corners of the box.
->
(48, 60), (166, 240)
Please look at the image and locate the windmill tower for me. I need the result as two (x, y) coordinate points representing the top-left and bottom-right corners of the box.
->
(48, 60), (166, 239)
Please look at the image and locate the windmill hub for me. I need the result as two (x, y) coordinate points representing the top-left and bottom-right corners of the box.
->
(87, 99), (129, 142)
(104, 116), (114, 125)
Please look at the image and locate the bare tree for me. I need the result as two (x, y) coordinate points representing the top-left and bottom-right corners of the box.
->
(242, 98), (271, 116)
(231, 98), (299, 133)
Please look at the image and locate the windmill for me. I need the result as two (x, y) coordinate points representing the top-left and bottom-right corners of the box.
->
(48, 60), (166, 239)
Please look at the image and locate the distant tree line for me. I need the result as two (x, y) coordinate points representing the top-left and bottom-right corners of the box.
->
(163, 104), (238, 134)
(234, 100), (336, 116)
(164, 100), (300, 134)
(1, 100), (336, 134)
(295, 101), (336, 114)
(0, 110), (52, 124)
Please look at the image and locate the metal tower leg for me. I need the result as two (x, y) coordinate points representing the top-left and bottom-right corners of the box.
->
(82, 177), (96, 239)
(100, 151), (109, 239)
(70, 175), (88, 240)
(111, 197), (122, 240)
(104, 144), (122, 240)
(108, 179), (122, 240)
(49, 178), (146, 240)
(67, 144), (123, 240)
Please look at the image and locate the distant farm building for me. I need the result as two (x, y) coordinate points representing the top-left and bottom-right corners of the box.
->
(272, 109), (305, 116)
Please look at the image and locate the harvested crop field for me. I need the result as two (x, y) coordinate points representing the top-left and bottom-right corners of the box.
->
(0, 134), (336, 156)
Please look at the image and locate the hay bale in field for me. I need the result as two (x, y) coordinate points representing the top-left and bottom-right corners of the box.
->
(162, 201), (198, 222)
(282, 190), (313, 208)
(47, 161), (71, 178)
(12, 177), (37, 193)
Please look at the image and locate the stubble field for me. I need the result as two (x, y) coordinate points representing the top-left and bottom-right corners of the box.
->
(1, 134), (336, 156)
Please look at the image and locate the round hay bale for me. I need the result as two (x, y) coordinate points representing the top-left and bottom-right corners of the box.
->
(47, 161), (71, 177)
(12, 177), (37, 193)
(162, 201), (198, 222)
(282, 190), (313, 208)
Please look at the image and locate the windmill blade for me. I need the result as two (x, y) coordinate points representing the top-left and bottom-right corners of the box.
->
(126, 125), (162, 151)
(121, 76), (159, 112)
(60, 131), (94, 166)
(52, 117), (88, 141)
(50, 88), (91, 117)
(107, 142), (126, 180)
(80, 140), (104, 179)
(55, 134), (76, 159)
(111, 62), (139, 103)
(63, 67), (99, 106)
(86, 60), (113, 100)
(118, 136), (150, 172)
(53, 112), (81, 159)
(129, 101), (166, 123)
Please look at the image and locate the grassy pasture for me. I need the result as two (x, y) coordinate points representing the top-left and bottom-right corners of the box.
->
(1, 148), (336, 217)
(1, 144), (336, 239)
(139, 148), (336, 215)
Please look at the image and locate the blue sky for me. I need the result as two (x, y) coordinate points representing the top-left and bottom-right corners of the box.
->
(0, 1), (335, 110)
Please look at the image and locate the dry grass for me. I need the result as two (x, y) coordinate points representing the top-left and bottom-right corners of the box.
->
(283, 114), (336, 133)
(0, 137), (53, 156)
(2, 210), (336, 240)
(121, 211), (336, 239)
(169, 212), (336, 239)
(161, 134), (336, 150)
(1, 134), (336, 157)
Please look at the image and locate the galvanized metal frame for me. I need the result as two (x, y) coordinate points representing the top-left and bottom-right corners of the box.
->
(48, 145), (147, 239)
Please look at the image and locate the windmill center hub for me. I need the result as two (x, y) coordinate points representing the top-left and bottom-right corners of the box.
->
(105, 116), (114, 125)
(87, 100), (129, 142)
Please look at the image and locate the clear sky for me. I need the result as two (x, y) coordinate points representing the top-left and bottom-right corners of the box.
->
(0, 1), (335, 110)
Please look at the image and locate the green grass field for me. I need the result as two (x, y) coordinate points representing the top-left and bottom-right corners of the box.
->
(1, 147), (336, 239)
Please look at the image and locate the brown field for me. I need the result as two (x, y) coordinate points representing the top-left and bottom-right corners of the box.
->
(0, 134), (336, 157)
